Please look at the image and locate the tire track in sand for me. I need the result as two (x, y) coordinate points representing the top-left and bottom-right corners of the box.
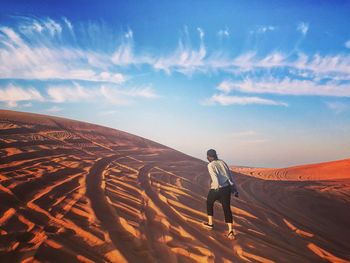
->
(85, 155), (155, 263)
(137, 163), (239, 262)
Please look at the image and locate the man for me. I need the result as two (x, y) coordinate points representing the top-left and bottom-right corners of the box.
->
(202, 149), (238, 239)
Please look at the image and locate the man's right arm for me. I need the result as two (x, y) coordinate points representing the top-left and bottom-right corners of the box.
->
(224, 162), (239, 197)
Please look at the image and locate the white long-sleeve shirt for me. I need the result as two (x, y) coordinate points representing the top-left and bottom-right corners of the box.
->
(207, 159), (233, 189)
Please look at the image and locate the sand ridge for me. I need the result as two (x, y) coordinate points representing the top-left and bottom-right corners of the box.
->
(1, 109), (349, 262)
(232, 158), (350, 181)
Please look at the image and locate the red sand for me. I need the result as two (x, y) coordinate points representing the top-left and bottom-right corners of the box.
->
(0, 109), (349, 262)
(232, 158), (350, 181)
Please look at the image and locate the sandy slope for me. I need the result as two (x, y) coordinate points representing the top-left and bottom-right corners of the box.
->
(0, 109), (349, 263)
(232, 159), (350, 181)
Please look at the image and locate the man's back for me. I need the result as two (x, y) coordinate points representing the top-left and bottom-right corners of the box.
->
(208, 159), (232, 189)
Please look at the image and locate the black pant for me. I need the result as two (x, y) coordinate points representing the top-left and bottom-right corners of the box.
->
(206, 185), (232, 223)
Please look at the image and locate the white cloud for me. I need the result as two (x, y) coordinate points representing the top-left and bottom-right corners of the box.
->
(62, 17), (73, 33)
(20, 20), (44, 34)
(297, 22), (309, 35)
(0, 84), (44, 107)
(46, 83), (158, 105)
(2, 17), (350, 83)
(153, 27), (207, 75)
(345, 40), (350, 49)
(125, 86), (159, 98)
(112, 41), (134, 65)
(230, 51), (287, 71)
(211, 51), (350, 103)
(44, 18), (62, 36)
(205, 93), (288, 106)
(325, 101), (349, 114)
(125, 28), (133, 39)
(174, 50), (350, 83)
(217, 77), (350, 97)
(111, 28), (140, 66)
(217, 80), (237, 94)
(218, 28), (229, 37)
(101, 72), (125, 82)
(99, 86), (129, 105)
(0, 21), (125, 83)
(0, 80), (158, 108)
(0, 15), (350, 111)
(100, 85), (158, 104)
(19, 17), (62, 36)
(227, 51), (350, 82)
(197, 27), (204, 39)
(256, 25), (276, 33)
(47, 83), (94, 103)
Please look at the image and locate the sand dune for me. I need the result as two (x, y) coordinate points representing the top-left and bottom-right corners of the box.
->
(233, 158), (350, 181)
(1, 109), (349, 262)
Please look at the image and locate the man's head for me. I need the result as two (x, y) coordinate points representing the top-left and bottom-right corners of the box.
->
(207, 149), (218, 162)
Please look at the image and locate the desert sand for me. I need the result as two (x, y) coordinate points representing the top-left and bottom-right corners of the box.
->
(233, 158), (350, 181)
(0, 109), (349, 263)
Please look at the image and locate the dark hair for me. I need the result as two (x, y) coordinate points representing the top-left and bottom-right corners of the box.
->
(207, 149), (218, 159)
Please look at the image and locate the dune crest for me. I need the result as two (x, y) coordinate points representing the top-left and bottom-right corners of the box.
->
(232, 158), (350, 181)
(1, 109), (349, 262)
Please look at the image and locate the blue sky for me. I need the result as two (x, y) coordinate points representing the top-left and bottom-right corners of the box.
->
(1, 0), (350, 167)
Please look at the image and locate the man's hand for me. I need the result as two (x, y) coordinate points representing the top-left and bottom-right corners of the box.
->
(230, 185), (239, 197)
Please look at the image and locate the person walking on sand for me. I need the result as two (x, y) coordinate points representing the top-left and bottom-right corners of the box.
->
(202, 149), (239, 239)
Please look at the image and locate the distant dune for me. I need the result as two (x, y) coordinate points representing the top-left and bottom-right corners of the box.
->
(1, 109), (349, 263)
(232, 158), (350, 181)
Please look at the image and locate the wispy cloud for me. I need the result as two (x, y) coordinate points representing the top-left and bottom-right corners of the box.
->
(46, 83), (158, 105)
(124, 28), (133, 39)
(217, 77), (350, 97)
(0, 18), (125, 83)
(197, 27), (205, 39)
(204, 93), (288, 107)
(218, 28), (230, 37)
(297, 22), (309, 35)
(19, 17), (63, 36)
(100, 85), (159, 105)
(1, 17), (349, 81)
(62, 17), (73, 33)
(112, 29), (135, 66)
(0, 84), (44, 107)
(47, 83), (95, 103)
(345, 40), (350, 49)
(252, 25), (276, 34)
(153, 48), (350, 82)
(0, 82), (158, 107)
(325, 101), (349, 114)
(153, 27), (207, 75)
(2, 16), (350, 112)
(228, 51), (350, 79)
